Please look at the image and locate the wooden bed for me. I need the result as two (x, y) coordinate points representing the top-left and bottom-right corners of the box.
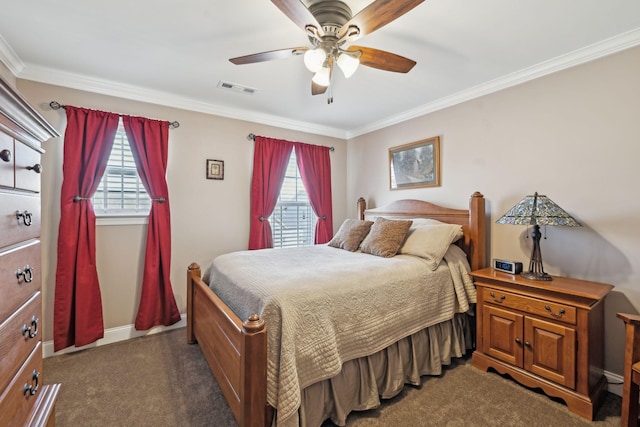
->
(186, 191), (486, 427)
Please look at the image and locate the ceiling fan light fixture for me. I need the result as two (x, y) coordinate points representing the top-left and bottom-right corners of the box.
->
(336, 52), (359, 78)
(312, 65), (331, 87)
(303, 48), (327, 73)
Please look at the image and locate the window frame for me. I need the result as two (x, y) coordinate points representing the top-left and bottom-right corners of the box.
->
(269, 151), (316, 248)
(92, 119), (151, 225)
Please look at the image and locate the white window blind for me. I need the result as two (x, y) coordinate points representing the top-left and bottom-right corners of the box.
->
(269, 151), (316, 248)
(92, 120), (150, 215)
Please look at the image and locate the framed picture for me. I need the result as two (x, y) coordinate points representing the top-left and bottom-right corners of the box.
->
(389, 136), (440, 190)
(206, 159), (224, 180)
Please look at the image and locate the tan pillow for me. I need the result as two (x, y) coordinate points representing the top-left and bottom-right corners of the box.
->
(399, 223), (464, 269)
(360, 217), (413, 258)
(328, 219), (374, 251)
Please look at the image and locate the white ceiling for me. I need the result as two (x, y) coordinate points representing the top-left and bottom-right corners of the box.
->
(1, 0), (640, 138)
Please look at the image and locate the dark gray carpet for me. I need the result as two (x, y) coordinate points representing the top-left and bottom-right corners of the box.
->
(44, 328), (621, 426)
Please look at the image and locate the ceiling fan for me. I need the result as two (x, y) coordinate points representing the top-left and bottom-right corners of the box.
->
(229, 0), (425, 103)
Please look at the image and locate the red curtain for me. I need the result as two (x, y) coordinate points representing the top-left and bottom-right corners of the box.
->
(248, 136), (294, 249)
(294, 143), (334, 244)
(123, 115), (181, 330)
(54, 106), (119, 351)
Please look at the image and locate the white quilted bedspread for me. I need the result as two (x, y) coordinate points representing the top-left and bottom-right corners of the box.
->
(204, 244), (475, 427)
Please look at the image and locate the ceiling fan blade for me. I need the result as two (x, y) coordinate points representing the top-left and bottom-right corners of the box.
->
(338, 0), (424, 41)
(229, 47), (308, 65)
(348, 46), (416, 73)
(271, 0), (324, 37)
(311, 81), (328, 95)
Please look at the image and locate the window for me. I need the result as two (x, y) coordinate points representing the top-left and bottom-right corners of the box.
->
(269, 151), (316, 248)
(92, 119), (150, 216)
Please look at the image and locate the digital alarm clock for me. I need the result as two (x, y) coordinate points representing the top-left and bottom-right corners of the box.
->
(493, 259), (523, 274)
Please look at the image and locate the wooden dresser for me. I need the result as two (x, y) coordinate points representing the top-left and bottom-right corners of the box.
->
(0, 77), (60, 425)
(470, 267), (613, 420)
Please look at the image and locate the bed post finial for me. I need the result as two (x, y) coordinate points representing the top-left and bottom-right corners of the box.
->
(357, 197), (366, 220)
(243, 314), (266, 333)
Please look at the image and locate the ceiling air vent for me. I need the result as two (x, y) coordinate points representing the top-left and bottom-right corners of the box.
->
(217, 80), (257, 95)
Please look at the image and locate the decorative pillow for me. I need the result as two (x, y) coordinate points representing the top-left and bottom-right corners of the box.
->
(327, 219), (374, 251)
(399, 223), (464, 269)
(406, 218), (447, 227)
(360, 217), (413, 258)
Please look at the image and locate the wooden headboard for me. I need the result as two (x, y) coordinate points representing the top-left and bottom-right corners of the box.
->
(359, 192), (487, 271)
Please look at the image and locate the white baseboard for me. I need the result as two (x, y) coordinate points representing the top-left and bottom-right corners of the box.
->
(43, 313), (187, 358)
(605, 370), (624, 397)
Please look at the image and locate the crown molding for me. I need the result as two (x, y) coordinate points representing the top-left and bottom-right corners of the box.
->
(347, 28), (640, 138)
(0, 33), (24, 76)
(2, 28), (639, 140)
(15, 65), (348, 139)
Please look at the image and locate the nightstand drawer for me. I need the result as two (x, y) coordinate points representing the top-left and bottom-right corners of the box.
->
(481, 287), (577, 325)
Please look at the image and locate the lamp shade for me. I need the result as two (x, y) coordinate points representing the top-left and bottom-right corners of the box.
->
(303, 48), (327, 73)
(312, 64), (331, 87)
(496, 192), (581, 281)
(496, 193), (581, 227)
(336, 52), (359, 78)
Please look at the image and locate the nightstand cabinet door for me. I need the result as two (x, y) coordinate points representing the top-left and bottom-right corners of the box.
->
(524, 316), (576, 389)
(482, 305), (523, 367)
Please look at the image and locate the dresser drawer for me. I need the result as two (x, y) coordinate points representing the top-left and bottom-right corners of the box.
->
(14, 141), (41, 193)
(0, 192), (40, 248)
(0, 293), (41, 393)
(0, 241), (41, 324)
(0, 131), (13, 188)
(0, 342), (44, 427)
(481, 287), (577, 325)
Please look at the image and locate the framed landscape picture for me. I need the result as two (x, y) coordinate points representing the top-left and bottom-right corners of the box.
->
(206, 159), (224, 180)
(389, 136), (440, 190)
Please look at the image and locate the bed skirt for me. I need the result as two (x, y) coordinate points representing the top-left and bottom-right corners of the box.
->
(284, 312), (473, 427)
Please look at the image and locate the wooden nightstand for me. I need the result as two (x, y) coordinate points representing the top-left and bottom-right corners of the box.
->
(470, 267), (613, 420)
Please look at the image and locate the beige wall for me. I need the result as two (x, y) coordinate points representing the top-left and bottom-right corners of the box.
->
(11, 45), (639, 376)
(347, 45), (640, 375)
(14, 81), (347, 342)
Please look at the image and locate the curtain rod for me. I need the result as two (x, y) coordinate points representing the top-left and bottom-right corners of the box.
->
(247, 133), (334, 151)
(49, 101), (180, 129)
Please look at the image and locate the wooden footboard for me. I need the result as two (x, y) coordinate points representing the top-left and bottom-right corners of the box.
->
(187, 192), (486, 427)
(187, 263), (270, 427)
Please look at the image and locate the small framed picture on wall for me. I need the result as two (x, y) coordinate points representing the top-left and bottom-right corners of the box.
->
(206, 159), (224, 180)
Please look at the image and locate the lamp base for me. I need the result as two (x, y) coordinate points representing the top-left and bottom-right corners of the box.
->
(521, 271), (553, 281)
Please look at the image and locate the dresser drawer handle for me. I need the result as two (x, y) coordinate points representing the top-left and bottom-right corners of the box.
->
(16, 210), (33, 226)
(544, 305), (566, 318)
(23, 369), (40, 396)
(26, 163), (42, 174)
(489, 291), (506, 303)
(22, 316), (39, 339)
(16, 264), (34, 283)
(0, 148), (10, 162)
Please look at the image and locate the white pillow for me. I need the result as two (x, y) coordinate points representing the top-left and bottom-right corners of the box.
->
(406, 218), (447, 227)
(399, 223), (464, 269)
